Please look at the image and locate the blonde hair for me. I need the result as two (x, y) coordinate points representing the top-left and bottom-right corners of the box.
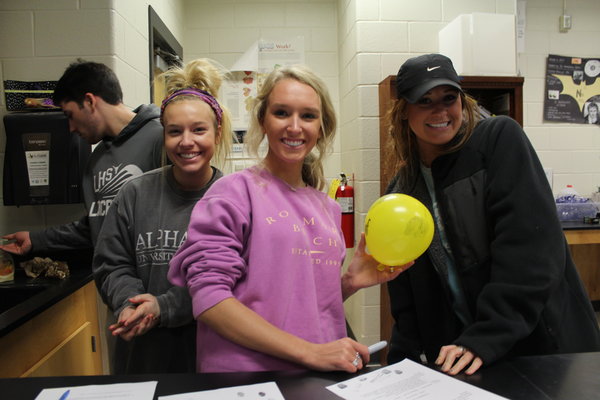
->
(386, 91), (480, 181)
(157, 58), (232, 167)
(245, 65), (336, 191)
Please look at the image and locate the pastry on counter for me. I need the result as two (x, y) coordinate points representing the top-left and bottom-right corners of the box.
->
(21, 257), (69, 279)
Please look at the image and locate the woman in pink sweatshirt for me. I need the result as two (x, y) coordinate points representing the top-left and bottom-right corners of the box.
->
(169, 65), (412, 373)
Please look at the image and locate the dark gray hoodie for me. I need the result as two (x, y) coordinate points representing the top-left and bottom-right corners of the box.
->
(30, 104), (164, 252)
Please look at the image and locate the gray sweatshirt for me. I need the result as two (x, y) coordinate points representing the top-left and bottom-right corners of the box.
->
(92, 165), (222, 327)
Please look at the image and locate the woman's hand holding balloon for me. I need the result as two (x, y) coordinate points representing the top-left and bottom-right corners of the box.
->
(342, 194), (432, 300)
(341, 233), (413, 300)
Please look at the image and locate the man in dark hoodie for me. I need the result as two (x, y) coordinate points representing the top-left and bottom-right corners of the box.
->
(1, 59), (163, 255)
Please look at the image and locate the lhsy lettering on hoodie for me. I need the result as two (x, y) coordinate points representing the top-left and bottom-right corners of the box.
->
(89, 164), (144, 217)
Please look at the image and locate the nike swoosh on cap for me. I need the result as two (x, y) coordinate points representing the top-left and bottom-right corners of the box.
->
(427, 66), (441, 71)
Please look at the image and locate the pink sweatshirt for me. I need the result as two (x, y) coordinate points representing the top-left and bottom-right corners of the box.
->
(168, 166), (347, 372)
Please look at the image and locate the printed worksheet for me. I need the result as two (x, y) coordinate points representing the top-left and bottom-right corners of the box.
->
(327, 359), (508, 400)
(35, 381), (157, 400)
(158, 381), (284, 400)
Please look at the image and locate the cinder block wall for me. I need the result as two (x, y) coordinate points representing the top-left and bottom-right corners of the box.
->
(519, 0), (600, 195)
(0, 0), (183, 235)
(181, 0), (341, 179)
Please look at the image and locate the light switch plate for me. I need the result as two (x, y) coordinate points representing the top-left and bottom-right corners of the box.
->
(559, 15), (571, 32)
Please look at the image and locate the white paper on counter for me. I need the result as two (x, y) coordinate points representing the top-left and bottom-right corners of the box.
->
(326, 359), (508, 400)
(158, 381), (284, 400)
(34, 381), (157, 400)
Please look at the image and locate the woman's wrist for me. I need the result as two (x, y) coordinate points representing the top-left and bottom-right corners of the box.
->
(293, 340), (317, 368)
(341, 271), (358, 300)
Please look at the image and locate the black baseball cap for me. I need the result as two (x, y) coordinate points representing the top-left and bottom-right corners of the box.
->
(395, 54), (462, 103)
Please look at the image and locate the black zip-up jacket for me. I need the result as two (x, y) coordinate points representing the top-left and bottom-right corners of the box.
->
(386, 116), (600, 366)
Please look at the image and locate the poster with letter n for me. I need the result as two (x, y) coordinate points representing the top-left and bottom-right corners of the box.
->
(544, 54), (600, 125)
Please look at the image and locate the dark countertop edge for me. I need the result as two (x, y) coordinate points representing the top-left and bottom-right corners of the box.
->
(0, 267), (93, 337)
(2, 353), (600, 400)
(561, 221), (600, 230)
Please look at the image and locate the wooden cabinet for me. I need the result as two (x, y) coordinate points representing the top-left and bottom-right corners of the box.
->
(0, 281), (102, 377)
(377, 75), (524, 364)
(457, 76), (524, 126)
(563, 229), (600, 305)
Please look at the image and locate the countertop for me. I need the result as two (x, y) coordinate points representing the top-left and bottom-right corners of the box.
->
(561, 221), (600, 230)
(0, 250), (93, 337)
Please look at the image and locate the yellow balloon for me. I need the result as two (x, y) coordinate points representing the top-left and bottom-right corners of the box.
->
(364, 194), (434, 266)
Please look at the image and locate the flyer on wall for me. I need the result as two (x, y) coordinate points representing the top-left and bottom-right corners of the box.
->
(544, 54), (600, 124)
(223, 36), (305, 131)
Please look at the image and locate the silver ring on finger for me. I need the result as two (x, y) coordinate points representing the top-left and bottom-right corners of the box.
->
(351, 352), (361, 367)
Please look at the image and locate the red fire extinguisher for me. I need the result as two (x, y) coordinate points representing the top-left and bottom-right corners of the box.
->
(335, 173), (355, 248)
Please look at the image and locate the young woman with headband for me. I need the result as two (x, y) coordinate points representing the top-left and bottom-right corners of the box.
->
(93, 58), (232, 374)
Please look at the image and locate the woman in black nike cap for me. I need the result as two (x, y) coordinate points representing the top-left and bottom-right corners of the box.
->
(384, 53), (600, 376)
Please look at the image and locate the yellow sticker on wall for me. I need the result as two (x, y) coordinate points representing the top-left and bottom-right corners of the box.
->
(328, 178), (341, 199)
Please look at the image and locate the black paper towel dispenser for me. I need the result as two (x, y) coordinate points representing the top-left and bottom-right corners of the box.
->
(3, 112), (91, 206)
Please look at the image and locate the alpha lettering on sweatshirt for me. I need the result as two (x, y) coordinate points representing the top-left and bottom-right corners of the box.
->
(136, 230), (187, 265)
